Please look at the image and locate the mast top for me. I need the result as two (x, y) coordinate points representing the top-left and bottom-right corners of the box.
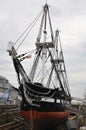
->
(36, 3), (54, 48)
(43, 3), (48, 11)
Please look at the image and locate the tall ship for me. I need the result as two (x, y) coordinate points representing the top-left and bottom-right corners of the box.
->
(7, 4), (71, 130)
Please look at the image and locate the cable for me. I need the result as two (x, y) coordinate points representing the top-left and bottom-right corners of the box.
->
(17, 48), (36, 58)
(14, 10), (43, 47)
(16, 21), (37, 50)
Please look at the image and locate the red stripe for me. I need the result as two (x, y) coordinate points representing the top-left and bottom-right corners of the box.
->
(20, 110), (70, 120)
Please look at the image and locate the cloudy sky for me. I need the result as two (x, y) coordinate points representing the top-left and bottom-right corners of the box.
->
(0, 0), (86, 99)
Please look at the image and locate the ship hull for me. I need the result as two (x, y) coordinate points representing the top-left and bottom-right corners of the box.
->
(20, 100), (70, 130)
(20, 110), (69, 120)
(21, 111), (69, 130)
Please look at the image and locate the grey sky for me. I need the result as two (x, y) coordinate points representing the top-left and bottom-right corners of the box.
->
(0, 0), (86, 98)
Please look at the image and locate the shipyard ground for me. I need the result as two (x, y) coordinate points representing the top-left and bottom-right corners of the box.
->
(0, 104), (86, 130)
(0, 104), (30, 130)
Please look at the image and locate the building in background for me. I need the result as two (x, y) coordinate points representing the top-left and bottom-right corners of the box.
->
(0, 76), (19, 104)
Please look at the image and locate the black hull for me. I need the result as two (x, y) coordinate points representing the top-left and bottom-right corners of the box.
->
(20, 99), (69, 130)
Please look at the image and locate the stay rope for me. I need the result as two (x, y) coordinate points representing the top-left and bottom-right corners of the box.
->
(13, 10), (43, 50)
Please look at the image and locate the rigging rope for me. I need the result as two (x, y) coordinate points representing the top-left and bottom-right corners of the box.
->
(17, 49), (36, 62)
(34, 57), (55, 89)
(14, 10), (43, 50)
(17, 48), (36, 58)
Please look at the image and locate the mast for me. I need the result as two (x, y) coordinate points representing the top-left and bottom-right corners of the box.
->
(7, 3), (71, 102)
(54, 30), (71, 100)
(41, 4), (47, 85)
(30, 3), (54, 85)
(54, 30), (59, 87)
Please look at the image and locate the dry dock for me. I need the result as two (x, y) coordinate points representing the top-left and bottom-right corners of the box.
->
(0, 105), (30, 130)
(0, 104), (86, 130)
